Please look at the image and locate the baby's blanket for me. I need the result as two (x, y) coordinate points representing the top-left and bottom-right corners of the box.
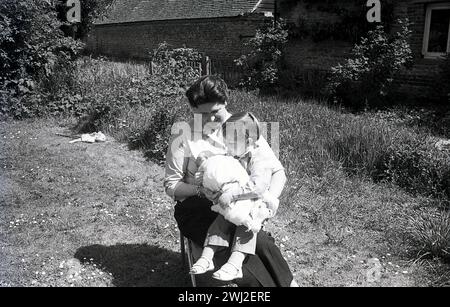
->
(199, 155), (249, 192)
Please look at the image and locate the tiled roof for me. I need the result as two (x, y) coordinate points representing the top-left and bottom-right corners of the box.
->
(96, 0), (274, 24)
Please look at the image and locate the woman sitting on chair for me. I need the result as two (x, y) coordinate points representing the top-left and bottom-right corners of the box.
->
(164, 75), (298, 287)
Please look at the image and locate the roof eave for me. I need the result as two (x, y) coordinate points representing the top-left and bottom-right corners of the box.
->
(94, 12), (264, 26)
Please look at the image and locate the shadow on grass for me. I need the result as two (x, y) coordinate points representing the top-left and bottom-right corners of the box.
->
(74, 244), (191, 287)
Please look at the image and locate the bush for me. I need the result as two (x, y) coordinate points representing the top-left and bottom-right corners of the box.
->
(125, 99), (188, 163)
(235, 19), (289, 91)
(327, 19), (413, 109)
(150, 42), (202, 93)
(0, 0), (83, 118)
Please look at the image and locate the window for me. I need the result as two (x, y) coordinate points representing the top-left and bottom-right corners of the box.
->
(422, 3), (450, 59)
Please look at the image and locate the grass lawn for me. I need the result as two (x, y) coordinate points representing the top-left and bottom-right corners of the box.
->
(0, 118), (188, 287)
(1, 117), (447, 287)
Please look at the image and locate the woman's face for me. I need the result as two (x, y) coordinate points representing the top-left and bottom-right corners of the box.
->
(191, 102), (229, 125)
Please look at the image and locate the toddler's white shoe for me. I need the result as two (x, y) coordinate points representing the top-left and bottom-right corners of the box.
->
(212, 262), (243, 281)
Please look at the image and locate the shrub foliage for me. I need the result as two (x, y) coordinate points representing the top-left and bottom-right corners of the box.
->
(327, 19), (413, 108)
(235, 19), (289, 90)
(0, 0), (83, 117)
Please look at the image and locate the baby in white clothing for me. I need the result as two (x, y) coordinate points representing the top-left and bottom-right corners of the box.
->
(197, 153), (274, 233)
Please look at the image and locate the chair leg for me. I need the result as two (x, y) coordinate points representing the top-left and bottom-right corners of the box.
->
(186, 238), (197, 288)
(180, 233), (196, 287)
(180, 233), (186, 268)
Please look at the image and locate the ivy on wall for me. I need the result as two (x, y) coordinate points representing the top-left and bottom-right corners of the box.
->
(279, 0), (396, 43)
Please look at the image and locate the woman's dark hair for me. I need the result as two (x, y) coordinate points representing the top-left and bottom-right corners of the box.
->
(186, 75), (229, 108)
(222, 112), (261, 141)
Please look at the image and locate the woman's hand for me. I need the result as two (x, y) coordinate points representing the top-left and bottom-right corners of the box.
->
(194, 171), (204, 186)
(200, 186), (221, 203)
(262, 191), (280, 216)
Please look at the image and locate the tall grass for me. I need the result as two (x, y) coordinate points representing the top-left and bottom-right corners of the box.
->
(406, 209), (450, 259)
